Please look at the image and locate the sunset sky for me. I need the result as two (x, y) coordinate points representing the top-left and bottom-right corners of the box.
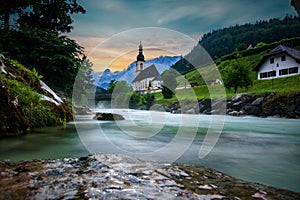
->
(68, 0), (297, 72)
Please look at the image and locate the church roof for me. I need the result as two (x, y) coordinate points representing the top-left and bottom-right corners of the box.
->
(152, 75), (163, 81)
(253, 45), (300, 71)
(132, 64), (160, 82)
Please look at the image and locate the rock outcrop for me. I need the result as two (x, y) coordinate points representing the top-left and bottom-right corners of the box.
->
(93, 112), (125, 120)
(0, 153), (299, 199)
(227, 92), (300, 118)
(73, 106), (93, 115)
(163, 92), (300, 118)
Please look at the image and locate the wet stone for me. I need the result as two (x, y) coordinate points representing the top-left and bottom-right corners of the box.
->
(0, 153), (299, 199)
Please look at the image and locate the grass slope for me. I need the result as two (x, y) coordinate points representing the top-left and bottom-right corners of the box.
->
(155, 39), (300, 104)
(155, 74), (300, 106)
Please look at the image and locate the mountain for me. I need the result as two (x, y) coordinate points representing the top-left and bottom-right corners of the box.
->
(96, 55), (182, 89)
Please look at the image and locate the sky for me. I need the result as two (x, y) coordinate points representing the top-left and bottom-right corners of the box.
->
(68, 0), (297, 72)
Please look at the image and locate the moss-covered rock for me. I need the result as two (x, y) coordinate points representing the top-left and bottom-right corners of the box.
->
(0, 55), (73, 137)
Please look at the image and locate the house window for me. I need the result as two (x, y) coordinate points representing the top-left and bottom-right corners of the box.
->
(281, 55), (286, 61)
(289, 67), (298, 74)
(260, 72), (267, 78)
(267, 71), (276, 77)
(279, 68), (288, 76)
(260, 70), (276, 79)
(270, 58), (274, 64)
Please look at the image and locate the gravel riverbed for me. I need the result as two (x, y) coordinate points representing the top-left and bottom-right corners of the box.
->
(0, 153), (299, 199)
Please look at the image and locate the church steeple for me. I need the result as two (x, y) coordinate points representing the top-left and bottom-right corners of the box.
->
(136, 41), (145, 77)
(137, 41), (145, 61)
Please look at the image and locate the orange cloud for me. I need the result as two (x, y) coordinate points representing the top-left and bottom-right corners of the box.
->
(69, 32), (191, 72)
(105, 48), (177, 72)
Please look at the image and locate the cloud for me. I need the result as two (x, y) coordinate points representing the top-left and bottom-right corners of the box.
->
(156, 1), (230, 25)
(68, 35), (106, 54)
(69, 0), (296, 72)
(90, 0), (126, 12)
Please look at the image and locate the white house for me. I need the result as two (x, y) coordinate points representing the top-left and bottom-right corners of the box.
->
(132, 42), (163, 92)
(254, 45), (300, 80)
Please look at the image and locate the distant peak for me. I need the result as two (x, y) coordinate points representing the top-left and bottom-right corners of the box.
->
(103, 68), (111, 73)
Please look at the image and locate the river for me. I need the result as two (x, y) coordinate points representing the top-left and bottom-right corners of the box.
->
(0, 109), (299, 192)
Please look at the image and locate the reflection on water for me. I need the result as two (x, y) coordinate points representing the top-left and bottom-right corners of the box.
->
(0, 110), (299, 192)
(0, 125), (88, 161)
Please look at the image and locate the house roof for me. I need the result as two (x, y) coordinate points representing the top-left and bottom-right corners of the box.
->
(132, 64), (160, 82)
(253, 45), (300, 71)
(152, 75), (163, 81)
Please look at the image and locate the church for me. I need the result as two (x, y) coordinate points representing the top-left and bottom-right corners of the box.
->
(132, 42), (163, 92)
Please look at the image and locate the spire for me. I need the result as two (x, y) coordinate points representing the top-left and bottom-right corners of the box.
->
(137, 41), (145, 61)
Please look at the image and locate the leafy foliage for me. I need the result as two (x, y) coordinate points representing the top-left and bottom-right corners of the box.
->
(0, 29), (84, 95)
(200, 15), (300, 59)
(111, 80), (132, 108)
(170, 58), (195, 74)
(107, 80), (155, 109)
(143, 93), (155, 110)
(222, 59), (253, 93)
(0, 0), (85, 33)
(0, 0), (85, 96)
(107, 79), (117, 94)
(162, 69), (178, 99)
(0, 58), (73, 136)
(73, 56), (95, 104)
(32, 68), (43, 80)
(0, 0), (29, 30)
(217, 37), (300, 63)
(129, 92), (142, 109)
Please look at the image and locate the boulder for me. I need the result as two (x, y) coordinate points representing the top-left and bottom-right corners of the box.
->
(163, 105), (172, 112)
(231, 94), (248, 102)
(228, 110), (245, 116)
(198, 98), (212, 113)
(251, 97), (264, 106)
(242, 105), (262, 116)
(211, 98), (227, 114)
(172, 108), (181, 114)
(93, 113), (125, 121)
(232, 101), (244, 111)
(184, 108), (195, 114)
(73, 106), (93, 115)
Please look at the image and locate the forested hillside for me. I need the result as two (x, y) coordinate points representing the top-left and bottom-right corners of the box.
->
(200, 15), (300, 59)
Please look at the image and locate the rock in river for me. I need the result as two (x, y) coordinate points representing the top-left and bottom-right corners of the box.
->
(93, 112), (125, 120)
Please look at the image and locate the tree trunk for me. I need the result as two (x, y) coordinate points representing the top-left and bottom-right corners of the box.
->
(4, 8), (10, 30)
(234, 86), (238, 93)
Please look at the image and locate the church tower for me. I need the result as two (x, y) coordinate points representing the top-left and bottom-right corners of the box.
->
(136, 41), (145, 77)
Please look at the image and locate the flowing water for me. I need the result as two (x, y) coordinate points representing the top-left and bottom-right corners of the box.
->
(0, 108), (299, 192)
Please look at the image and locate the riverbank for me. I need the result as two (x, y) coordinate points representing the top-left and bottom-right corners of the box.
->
(158, 92), (300, 118)
(0, 55), (73, 137)
(0, 153), (299, 199)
